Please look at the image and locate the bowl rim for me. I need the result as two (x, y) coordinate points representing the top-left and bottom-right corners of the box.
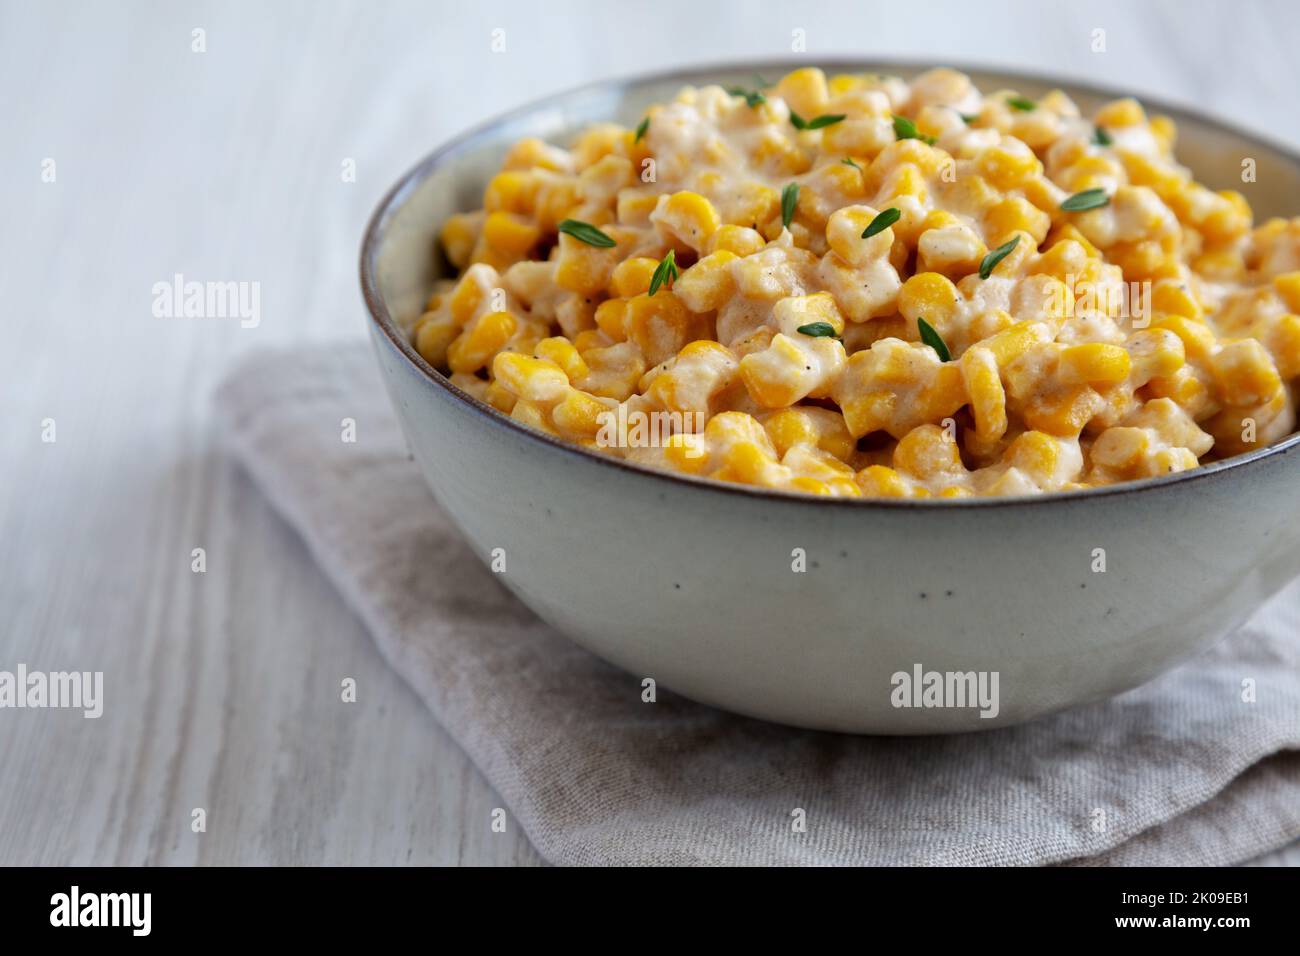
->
(360, 56), (1300, 510)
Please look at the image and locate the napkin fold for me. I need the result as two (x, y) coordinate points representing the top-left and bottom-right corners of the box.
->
(216, 343), (1300, 866)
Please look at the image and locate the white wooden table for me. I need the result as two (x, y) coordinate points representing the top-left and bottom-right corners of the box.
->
(1, 0), (1297, 866)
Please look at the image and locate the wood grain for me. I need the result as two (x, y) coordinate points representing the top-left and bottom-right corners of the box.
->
(0, 0), (1296, 866)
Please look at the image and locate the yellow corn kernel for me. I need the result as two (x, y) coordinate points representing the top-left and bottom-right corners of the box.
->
(482, 211), (541, 257)
(440, 213), (481, 270)
(917, 224), (986, 279)
(554, 230), (624, 297)
(788, 476), (833, 496)
(749, 135), (809, 180)
(1034, 239), (1089, 280)
(467, 235), (513, 272)
(570, 123), (625, 169)
(1144, 366), (1212, 417)
(918, 364), (968, 421)
(1212, 339), (1283, 406)
(483, 170), (541, 215)
(447, 311), (517, 374)
(484, 378), (518, 414)
(551, 389), (614, 438)
(738, 335), (811, 408)
(624, 292), (697, 368)
(975, 142), (1042, 190)
(1058, 343), (1131, 386)
(1262, 313), (1300, 380)
(709, 224), (766, 257)
(827, 73), (866, 97)
(759, 408), (816, 455)
(414, 313), (457, 368)
(1050, 223), (1102, 259)
(594, 299), (629, 341)
(652, 191), (722, 252)
(611, 256), (660, 298)
(1121, 152), (1187, 199)
(577, 342), (646, 401)
(492, 351), (570, 403)
(447, 273), (487, 327)
(660, 433), (709, 473)
(1192, 248), (1245, 282)
(984, 321), (1049, 366)
(856, 465), (911, 497)
(762, 408), (852, 461)
(727, 181), (781, 228)
(897, 271), (959, 326)
(572, 329), (611, 352)
(535, 336), (589, 381)
(1274, 272), (1300, 314)
(1151, 315), (1215, 364)
(1094, 98), (1146, 128)
(826, 205), (894, 266)
(1022, 386), (1101, 436)
(534, 178), (580, 231)
(1150, 280), (1202, 320)
(1006, 430), (1061, 477)
(984, 197), (1051, 246)
(502, 137), (571, 173)
(615, 189), (660, 226)
(1149, 115), (1177, 151)
(673, 250), (738, 313)
(1091, 426), (1154, 476)
(894, 424), (963, 479)
(509, 398), (558, 435)
(1127, 328), (1187, 383)
(713, 440), (776, 485)
(960, 346), (1007, 441)
(879, 163), (928, 203)
(921, 209), (962, 233)
(776, 67), (830, 117)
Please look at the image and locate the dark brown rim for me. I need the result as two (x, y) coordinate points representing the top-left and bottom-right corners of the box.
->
(360, 56), (1300, 510)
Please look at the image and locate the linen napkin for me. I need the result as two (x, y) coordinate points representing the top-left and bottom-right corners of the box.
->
(215, 343), (1300, 866)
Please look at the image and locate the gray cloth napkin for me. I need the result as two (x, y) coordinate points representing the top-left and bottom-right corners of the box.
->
(215, 343), (1300, 866)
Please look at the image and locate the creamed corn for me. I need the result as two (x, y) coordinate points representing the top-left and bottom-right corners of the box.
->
(412, 68), (1300, 498)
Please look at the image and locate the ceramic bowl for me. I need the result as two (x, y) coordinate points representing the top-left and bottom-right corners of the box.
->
(360, 61), (1300, 733)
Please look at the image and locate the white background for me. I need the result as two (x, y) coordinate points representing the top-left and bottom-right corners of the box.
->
(1, 0), (1297, 864)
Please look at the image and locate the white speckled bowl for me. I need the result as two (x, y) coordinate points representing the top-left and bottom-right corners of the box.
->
(361, 61), (1300, 733)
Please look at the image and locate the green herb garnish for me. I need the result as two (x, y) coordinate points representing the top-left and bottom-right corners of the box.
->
(958, 111), (978, 125)
(917, 317), (951, 362)
(796, 322), (840, 338)
(781, 182), (799, 229)
(861, 207), (901, 239)
(841, 157), (861, 170)
(1092, 125), (1113, 147)
(726, 85), (766, 108)
(634, 117), (649, 143)
(1060, 188), (1110, 212)
(790, 111), (846, 130)
(648, 249), (678, 296)
(892, 115), (937, 145)
(557, 219), (616, 248)
(978, 235), (1020, 279)
(1006, 96), (1037, 112)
